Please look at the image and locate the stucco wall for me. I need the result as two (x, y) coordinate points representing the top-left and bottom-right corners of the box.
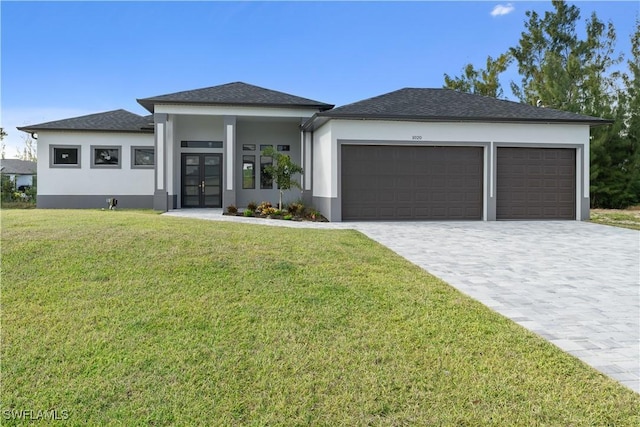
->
(235, 119), (302, 208)
(311, 122), (334, 198)
(37, 131), (154, 196)
(313, 119), (590, 200)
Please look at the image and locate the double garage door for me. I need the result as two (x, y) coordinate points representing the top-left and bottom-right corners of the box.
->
(341, 145), (575, 221)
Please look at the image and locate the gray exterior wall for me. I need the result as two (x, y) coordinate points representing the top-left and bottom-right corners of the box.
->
(234, 119), (303, 208)
(312, 196), (340, 222)
(38, 195), (153, 209)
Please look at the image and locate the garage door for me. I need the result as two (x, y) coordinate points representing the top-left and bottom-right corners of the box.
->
(341, 145), (483, 220)
(497, 147), (575, 220)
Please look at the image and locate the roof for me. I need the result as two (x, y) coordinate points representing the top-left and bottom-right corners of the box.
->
(137, 81), (334, 113)
(17, 109), (153, 134)
(305, 88), (611, 129)
(0, 159), (37, 175)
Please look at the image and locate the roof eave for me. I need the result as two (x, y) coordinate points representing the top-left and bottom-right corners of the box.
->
(137, 99), (334, 113)
(17, 126), (154, 134)
(313, 113), (612, 127)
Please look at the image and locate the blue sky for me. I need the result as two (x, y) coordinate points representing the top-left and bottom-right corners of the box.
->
(1, 1), (638, 156)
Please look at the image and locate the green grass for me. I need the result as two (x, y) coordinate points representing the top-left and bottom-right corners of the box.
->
(2, 210), (638, 425)
(590, 209), (640, 230)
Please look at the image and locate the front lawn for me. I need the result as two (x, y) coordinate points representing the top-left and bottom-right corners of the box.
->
(1, 210), (638, 425)
(590, 208), (640, 230)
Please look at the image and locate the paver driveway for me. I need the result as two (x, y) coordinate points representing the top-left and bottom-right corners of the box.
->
(165, 210), (640, 392)
(352, 221), (640, 393)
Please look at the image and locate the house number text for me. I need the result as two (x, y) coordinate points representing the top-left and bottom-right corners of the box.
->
(412, 136), (423, 140)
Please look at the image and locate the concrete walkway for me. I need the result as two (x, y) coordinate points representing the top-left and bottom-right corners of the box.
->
(164, 210), (640, 392)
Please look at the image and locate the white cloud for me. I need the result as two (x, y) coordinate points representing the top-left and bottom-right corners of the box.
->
(491, 3), (515, 17)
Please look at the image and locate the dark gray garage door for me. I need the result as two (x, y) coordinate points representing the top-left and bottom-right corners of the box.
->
(497, 147), (575, 220)
(341, 145), (483, 220)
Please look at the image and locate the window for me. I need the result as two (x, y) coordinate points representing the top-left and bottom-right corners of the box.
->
(131, 146), (154, 168)
(260, 145), (273, 189)
(181, 141), (223, 148)
(242, 144), (256, 151)
(91, 145), (121, 168)
(277, 145), (290, 152)
(50, 145), (81, 168)
(242, 155), (255, 189)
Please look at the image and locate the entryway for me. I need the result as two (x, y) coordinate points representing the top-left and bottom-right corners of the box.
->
(181, 153), (222, 208)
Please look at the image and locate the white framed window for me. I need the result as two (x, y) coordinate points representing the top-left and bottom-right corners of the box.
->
(131, 146), (154, 169)
(50, 145), (81, 168)
(91, 145), (121, 168)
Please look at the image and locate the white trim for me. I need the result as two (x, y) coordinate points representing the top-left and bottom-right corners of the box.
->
(155, 104), (317, 118)
(489, 141), (495, 198)
(156, 123), (164, 189)
(226, 124), (234, 190)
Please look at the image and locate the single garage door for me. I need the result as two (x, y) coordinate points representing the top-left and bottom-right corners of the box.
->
(341, 145), (483, 220)
(497, 147), (575, 220)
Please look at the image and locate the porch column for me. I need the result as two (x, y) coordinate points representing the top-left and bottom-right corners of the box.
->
(153, 113), (169, 211)
(486, 141), (497, 221)
(223, 116), (236, 208)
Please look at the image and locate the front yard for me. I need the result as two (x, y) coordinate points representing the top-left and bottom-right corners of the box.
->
(1, 210), (638, 425)
(590, 207), (640, 230)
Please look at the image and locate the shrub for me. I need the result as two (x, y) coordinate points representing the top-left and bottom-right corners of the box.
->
(287, 202), (304, 216)
(261, 207), (277, 216)
(243, 209), (255, 217)
(226, 204), (238, 214)
(283, 214), (293, 220)
(247, 201), (257, 211)
(257, 201), (272, 213)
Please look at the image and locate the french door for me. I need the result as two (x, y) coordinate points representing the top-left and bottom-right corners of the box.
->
(181, 154), (222, 208)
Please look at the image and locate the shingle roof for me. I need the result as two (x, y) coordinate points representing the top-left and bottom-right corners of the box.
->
(137, 82), (334, 113)
(311, 88), (610, 126)
(0, 159), (37, 175)
(17, 109), (153, 133)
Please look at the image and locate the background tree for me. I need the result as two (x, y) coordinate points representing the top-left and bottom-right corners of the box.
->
(0, 127), (7, 159)
(17, 134), (37, 162)
(444, 0), (638, 208)
(443, 53), (512, 98)
(261, 146), (303, 209)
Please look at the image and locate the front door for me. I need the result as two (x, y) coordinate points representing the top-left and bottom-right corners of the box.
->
(181, 154), (222, 208)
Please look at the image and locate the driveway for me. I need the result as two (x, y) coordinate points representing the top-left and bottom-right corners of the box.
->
(165, 210), (640, 392)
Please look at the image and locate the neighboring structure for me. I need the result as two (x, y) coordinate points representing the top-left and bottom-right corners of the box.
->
(0, 159), (37, 190)
(18, 82), (609, 221)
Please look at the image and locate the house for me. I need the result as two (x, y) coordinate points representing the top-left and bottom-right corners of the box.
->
(18, 82), (609, 221)
(0, 159), (37, 191)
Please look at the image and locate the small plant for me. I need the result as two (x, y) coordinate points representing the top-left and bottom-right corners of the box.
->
(273, 209), (282, 216)
(287, 202), (304, 216)
(247, 201), (257, 211)
(226, 204), (238, 214)
(257, 201), (272, 213)
(283, 214), (293, 220)
(262, 207), (277, 216)
(243, 209), (255, 217)
(261, 146), (304, 210)
(308, 210), (324, 221)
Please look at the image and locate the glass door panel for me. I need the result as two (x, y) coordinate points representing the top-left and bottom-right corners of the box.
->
(181, 153), (222, 208)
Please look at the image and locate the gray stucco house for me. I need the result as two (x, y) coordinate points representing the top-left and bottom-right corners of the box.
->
(18, 82), (608, 221)
(0, 159), (37, 191)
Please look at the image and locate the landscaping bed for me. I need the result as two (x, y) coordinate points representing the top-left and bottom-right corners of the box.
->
(223, 201), (328, 222)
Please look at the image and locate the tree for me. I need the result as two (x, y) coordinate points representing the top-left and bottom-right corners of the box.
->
(507, 1), (635, 208)
(261, 146), (303, 209)
(443, 53), (512, 98)
(17, 134), (37, 162)
(0, 127), (6, 160)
